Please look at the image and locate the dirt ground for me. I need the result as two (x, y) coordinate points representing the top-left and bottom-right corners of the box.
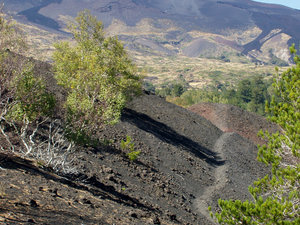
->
(0, 92), (275, 224)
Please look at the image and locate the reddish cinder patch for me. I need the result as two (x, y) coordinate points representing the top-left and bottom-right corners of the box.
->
(189, 102), (279, 146)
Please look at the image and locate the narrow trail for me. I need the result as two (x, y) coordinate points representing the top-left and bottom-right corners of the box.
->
(195, 132), (234, 224)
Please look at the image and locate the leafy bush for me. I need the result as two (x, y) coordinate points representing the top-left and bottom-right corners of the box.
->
(53, 10), (142, 140)
(8, 65), (55, 122)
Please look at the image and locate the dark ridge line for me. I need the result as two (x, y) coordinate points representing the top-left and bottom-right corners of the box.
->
(18, 0), (62, 31)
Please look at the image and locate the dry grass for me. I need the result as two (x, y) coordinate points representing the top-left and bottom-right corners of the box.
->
(134, 53), (287, 88)
(19, 23), (69, 61)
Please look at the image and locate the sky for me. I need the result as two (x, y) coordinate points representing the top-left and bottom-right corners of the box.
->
(253, 0), (300, 10)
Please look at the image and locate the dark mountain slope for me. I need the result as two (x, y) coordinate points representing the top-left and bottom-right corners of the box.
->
(0, 86), (269, 224)
(9, 0), (300, 33)
(4, 0), (300, 62)
(0, 56), (270, 223)
(17, 0), (62, 31)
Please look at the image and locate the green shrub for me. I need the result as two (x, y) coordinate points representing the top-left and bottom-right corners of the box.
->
(8, 65), (55, 122)
(120, 135), (141, 161)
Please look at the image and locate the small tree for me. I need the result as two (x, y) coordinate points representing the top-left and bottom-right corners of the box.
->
(52, 10), (142, 141)
(0, 12), (75, 173)
(209, 45), (299, 224)
(237, 79), (252, 103)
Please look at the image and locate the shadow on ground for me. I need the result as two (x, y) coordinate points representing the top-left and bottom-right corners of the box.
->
(0, 153), (157, 212)
(122, 108), (224, 166)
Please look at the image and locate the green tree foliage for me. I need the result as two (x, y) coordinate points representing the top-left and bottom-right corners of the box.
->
(143, 81), (156, 93)
(156, 78), (189, 98)
(7, 65), (55, 122)
(210, 45), (299, 224)
(0, 10), (54, 123)
(172, 83), (185, 97)
(237, 79), (252, 103)
(166, 87), (228, 107)
(165, 76), (271, 115)
(52, 10), (142, 138)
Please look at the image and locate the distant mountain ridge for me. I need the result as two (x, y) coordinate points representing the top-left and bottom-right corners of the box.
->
(4, 0), (300, 63)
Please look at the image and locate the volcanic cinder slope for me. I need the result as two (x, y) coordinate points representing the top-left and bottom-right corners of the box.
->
(0, 57), (270, 224)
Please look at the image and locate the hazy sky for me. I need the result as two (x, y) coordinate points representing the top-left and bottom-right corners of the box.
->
(253, 0), (300, 10)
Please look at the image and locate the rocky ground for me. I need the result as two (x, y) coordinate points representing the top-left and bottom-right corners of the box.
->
(0, 91), (276, 224)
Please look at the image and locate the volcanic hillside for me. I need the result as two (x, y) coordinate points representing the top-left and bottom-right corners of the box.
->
(0, 93), (270, 224)
(0, 58), (275, 224)
(4, 0), (300, 63)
